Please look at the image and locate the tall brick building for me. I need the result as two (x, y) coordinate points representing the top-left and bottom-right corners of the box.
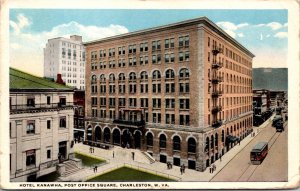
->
(83, 17), (254, 171)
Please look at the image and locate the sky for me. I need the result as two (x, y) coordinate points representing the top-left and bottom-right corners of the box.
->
(9, 9), (288, 76)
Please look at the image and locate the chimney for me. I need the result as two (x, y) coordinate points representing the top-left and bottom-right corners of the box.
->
(56, 74), (65, 85)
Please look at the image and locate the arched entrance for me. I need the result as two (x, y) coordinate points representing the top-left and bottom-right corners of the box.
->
(122, 129), (132, 148)
(94, 126), (101, 142)
(113, 129), (121, 145)
(103, 128), (111, 143)
(134, 131), (141, 149)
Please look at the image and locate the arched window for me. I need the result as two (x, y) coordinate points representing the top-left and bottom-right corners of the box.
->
(94, 126), (101, 142)
(112, 129), (120, 145)
(187, 137), (196, 153)
(152, 70), (161, 80)
(109, 74), (115, 82)
(205, 137), (209, 152)
(129, 72), (136, 80)
(146, 133), (153, 146)
(140, 71), (148, 80)
(210, 135), (214, 148)
(179, 68), (189, 79)
(100, 74), (106, 82)
(103, 128), (110, 143)
(215, 133), (218, 148)
(173, 136), (181, 151)
(165, 69), (175, 79)
(159, 134), (166, 148)
(118, 73), (125, 81)
(91, 75), (97, 84)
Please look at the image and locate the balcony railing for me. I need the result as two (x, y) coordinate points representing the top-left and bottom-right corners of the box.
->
(212, 47), (223, 55)
(212, 61), (223, 69)
(113, 119), (145, 127)
(211, 106), (222, 114)
(212, 90), (223, 97)
(211, 76), (223, 84)
(212, 120), (223, 128)
(10, 102), (74, 112)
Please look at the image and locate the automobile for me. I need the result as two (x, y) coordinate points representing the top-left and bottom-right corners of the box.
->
(275, 121), (284, 132)
(272, 116), (283, 126)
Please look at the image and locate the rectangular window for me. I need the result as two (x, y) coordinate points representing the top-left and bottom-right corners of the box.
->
(47, 120), (51, 129)
(152, 84), (161, 93)
(129, 98), (137, 107)
(140, 98), (148, 108)
(92, 97), (97, 106)
(26, 120), (35, 134)
(47, 96), (51, 105)
(47, 149), (51, 159)
(118, 98), (126, 107)
(180, 115), (190, 126)
(166, 114), (175, 124)
(27, 98), (35, 107)
(179, 99), (190, 109)
(152, 98), (161, 109)
(59, 117), (66, 128)
(109, 98), (115, 107)
(26, 150), (36, 166)
(152, 113), (161, 123)
(166, 83), (175, 93)
(165, 99), (175, 109)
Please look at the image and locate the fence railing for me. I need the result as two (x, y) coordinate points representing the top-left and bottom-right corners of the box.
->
(10, 102), (74, 111)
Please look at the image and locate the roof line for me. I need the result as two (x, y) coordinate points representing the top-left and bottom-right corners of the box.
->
(83, 16), (254, 58)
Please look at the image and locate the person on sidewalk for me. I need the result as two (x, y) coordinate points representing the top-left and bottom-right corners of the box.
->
(113, 151), (115, 158)
(209, 166), (212, 173)
(132, 152), (135, 160)
(89, 147), (92, 153)
(180, 166), (183, 175)
(95, 165), (98, 172)
(213, 164), (216, 172)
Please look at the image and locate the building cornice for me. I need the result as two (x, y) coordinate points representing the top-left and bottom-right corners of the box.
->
(83, 17), (254, 58)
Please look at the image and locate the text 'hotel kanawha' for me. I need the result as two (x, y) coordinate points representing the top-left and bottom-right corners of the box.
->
(83, 17), (254, 171)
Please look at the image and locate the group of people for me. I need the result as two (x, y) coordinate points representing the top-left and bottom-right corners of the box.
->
(93, 165), (98, 173)
(209, 164), (216, 173)
(167, 162), (173, 169)
(89, 146), (95, 153)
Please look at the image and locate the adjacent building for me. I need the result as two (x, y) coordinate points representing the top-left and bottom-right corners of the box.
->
(83, 17), (254, 171)
(73, 90), (85, 142)
(44, 35), (86, 90)
(10, 68), (75, 181)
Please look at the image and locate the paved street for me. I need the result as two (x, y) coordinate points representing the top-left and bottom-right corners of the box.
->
(211, 120), (288, 182)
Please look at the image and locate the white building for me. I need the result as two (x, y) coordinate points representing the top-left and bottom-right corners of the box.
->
(10, 68), (75, 182)
(44, 35), (86, 90)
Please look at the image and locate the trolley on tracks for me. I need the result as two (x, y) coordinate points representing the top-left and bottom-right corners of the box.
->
(250, 142), (268, 165)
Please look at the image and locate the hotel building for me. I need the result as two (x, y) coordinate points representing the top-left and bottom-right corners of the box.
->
(84, 17), (254, 171)
(44, 35), (86, 90)
(10, 68), (75, 181)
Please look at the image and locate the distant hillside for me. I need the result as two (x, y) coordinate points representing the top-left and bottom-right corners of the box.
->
(252, 68), (287, 91)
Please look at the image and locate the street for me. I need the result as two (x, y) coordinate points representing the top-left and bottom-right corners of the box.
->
(211, 121), (288, 182)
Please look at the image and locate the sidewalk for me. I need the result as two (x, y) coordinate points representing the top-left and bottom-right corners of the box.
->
(63, 116), (273, 182)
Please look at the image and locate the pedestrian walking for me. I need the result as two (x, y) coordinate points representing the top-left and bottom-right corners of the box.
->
(93, 147), (95, 153)
(113, 151), (115, 158)
(89, 146), (92, 153)
(213, 164), (216, 172)
(93, 166), (96, 173)
(182, 164), (185, 173)
(180, 166), (183, 175)
(132, 152), (135, 160)
(95, 165), (98, 172)
(209, 166), (212, 173)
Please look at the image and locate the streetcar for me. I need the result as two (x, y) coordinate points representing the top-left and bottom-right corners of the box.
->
(250, 142), (268, 164)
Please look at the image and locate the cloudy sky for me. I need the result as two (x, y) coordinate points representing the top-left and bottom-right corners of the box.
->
(9, 9), (288, 76)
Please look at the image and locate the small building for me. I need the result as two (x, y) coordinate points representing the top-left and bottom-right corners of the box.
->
(9, 68), (75, 181)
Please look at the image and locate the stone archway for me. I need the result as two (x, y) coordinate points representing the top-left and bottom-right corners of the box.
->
(134, 131), (141, 149)
(103, 128), (111, 143)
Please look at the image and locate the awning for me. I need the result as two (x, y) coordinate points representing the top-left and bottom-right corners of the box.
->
(87, 133), (92, 136)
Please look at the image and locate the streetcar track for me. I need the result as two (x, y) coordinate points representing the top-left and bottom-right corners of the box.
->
(236, 129), (283, 181)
